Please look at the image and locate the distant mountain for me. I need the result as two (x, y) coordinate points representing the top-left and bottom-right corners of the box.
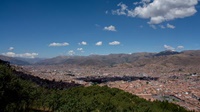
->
(35, 56), (73, 65)
(35, 53), (155, 66)
(181, 50), (200, 56)
(132, 50), (200, 67)
(154, 50), (180, 56)
(15, 57), (45, 64)
(0, 55), (45, 65)
(2, 50), (200, 67)
(0, 55), (30, 65)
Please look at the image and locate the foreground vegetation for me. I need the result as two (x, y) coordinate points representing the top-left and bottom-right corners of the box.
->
(0, 60), (192, 112)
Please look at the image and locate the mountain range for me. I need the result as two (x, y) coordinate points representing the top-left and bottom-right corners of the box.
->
(1, 50), (200, 67)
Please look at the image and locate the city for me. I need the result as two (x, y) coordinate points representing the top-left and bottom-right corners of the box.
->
(14, 55), (200, 111)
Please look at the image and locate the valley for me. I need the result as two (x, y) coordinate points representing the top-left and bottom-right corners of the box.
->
(6, 50), (200, 111)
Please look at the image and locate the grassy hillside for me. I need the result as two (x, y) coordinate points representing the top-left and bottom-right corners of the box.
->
(0, 59), (192, 112)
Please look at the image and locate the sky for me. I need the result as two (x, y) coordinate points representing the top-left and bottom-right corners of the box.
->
(1, 0), (200, 58)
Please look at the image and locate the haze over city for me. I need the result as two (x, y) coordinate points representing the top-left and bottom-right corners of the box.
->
(1, 0), (200, 58)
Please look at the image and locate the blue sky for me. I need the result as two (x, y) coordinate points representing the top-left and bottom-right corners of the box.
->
(1, 0), (200, 58)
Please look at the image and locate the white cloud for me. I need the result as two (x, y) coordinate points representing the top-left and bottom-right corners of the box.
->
(133, 2), (139, 5)
(164, 45), (175, 51)
(112, 0), (198, 24)
(19, 53), (38, 58)
(150, 24), (157, 29)
(112, 2), (128, 15)
(49, 42), (69, 47)
(142, 0), (151, 3)
(68, 50), (75, 56)
(104, 25), (117, 31)
(164, 45), (185, 51)
(77, 48), (83, 51)
(2, 52), (38, 58)
(9, 47), (14, 51)
(177, 45), (184, 49)
(77, 48), (84, 53)
(167, 23), (175, 29)
(160, 25), (165, 29)
(2, 52), (16, 57)
(134, 0), (152, 6)
(78, 41), (87, 45)
(95, 41), (103, 46)
(109, 41), (121, 45)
